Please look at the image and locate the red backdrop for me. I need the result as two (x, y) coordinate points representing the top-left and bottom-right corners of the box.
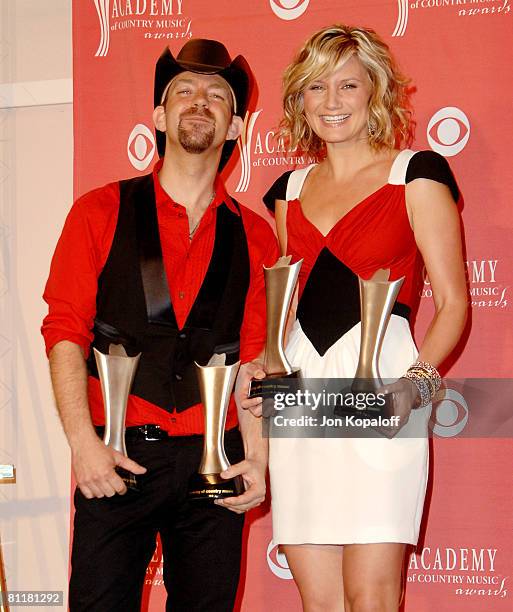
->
(73, 1), (513, 610)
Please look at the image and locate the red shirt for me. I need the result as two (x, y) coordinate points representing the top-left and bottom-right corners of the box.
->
(42, 160), (278, 435)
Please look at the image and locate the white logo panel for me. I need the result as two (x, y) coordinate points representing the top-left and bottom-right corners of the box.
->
(427, 107), (470, 157)
(270, 0), (309, 20)
(267, 540), (293, 580)
(127, 123), (156, 171)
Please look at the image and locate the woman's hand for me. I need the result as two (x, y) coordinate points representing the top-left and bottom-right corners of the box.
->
(235, 360), (266, 417)
(377, 377), (421, 436)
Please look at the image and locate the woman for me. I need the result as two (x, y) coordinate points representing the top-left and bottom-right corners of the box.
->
(253, 25), (467, 611)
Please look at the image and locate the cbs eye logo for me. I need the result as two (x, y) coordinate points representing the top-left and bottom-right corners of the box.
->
(127, 124), (156, 171)
(267, 540), (293, 580)
(430, 388), (469, 438)
(269, 0), (310, 20)
(427, 107), (470, 157)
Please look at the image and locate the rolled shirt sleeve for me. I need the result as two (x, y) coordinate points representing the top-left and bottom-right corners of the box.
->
(41, 182), (120, 357)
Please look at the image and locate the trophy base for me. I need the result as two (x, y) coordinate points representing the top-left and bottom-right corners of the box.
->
(248, 368), (302, 399)
(188, 472), (244, 501)
(115, 467), (140, 492)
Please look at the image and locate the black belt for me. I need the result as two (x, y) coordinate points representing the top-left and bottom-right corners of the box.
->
(95, 424), (240, 442)
(95, 424), (169, 441)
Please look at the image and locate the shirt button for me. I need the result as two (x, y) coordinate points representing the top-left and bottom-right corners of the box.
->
(178, 212), (184, 218)
(179, 291), (185, 299)
(170, 418), (176, 423)
(175, 373), (183, 381)
(179, 332), (187, 339)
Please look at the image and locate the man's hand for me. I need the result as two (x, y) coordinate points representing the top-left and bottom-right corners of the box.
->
(72, 433), (147, 499)
(49, 340), (147, 497)
(214, 457), (266, 514)
(235, 360), (266, 417)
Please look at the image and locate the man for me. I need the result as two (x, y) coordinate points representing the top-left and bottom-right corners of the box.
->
(42, 39), (276, 611)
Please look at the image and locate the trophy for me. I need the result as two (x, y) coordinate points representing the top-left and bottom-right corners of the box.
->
(248, 256), (303, 399)
(188, 354), (244, 501)
(94, 344), (141, 491)
(336, 269), (404, 417)
(0, 464), (15, 612)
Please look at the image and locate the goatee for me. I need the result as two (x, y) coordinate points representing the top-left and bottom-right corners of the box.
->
(178, 108), (216, 154)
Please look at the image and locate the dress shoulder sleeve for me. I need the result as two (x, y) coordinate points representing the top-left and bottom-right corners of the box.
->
(262, 171), (293, 212)
(406, 150), (459, 202)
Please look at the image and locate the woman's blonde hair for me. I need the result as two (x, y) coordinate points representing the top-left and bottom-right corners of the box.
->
(280, 24), (412, 154)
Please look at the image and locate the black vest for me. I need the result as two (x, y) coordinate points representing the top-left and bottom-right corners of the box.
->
(86, 174), (250, 413)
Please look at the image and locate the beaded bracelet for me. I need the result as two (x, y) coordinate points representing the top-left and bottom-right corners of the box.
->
(411, 361), (442, 394)
(402, 361), (442, 408)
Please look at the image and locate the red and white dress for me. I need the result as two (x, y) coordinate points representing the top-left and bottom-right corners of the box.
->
(263, 149), (459, 545)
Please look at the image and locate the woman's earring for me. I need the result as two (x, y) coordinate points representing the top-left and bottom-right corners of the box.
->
(368, 119), (377, 136)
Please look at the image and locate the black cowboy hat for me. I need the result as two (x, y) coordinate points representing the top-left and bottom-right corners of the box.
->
(154, 38), (253, 170)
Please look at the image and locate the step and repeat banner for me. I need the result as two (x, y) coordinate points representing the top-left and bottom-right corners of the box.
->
(72, 1), (512, 610)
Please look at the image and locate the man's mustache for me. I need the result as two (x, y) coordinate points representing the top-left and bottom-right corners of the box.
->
(180, 108), (215, 121)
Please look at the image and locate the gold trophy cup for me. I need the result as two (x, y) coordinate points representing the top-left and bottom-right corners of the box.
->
(94, 344), (141, 491)
(249, 255), (302, 398)
(188, 354), (244, 501)
(336, 268), (404, 417)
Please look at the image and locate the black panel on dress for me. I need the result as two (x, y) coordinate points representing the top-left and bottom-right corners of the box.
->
(297, 247), (411, 357)
(263, 171), (293, 211)
(406, 151), (459, 202)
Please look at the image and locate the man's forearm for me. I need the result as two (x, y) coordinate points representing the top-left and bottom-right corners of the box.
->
(49, 340), (97, 449)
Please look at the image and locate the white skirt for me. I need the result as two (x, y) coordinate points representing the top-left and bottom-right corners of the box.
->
(269, 316), (431, 545)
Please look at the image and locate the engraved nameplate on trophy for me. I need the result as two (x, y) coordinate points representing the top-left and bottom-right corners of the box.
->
(94, 344), (141, 491)
(188, 354), (244, 501)
(335, 269), (404, 417)
(249, 256), (303, 399)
